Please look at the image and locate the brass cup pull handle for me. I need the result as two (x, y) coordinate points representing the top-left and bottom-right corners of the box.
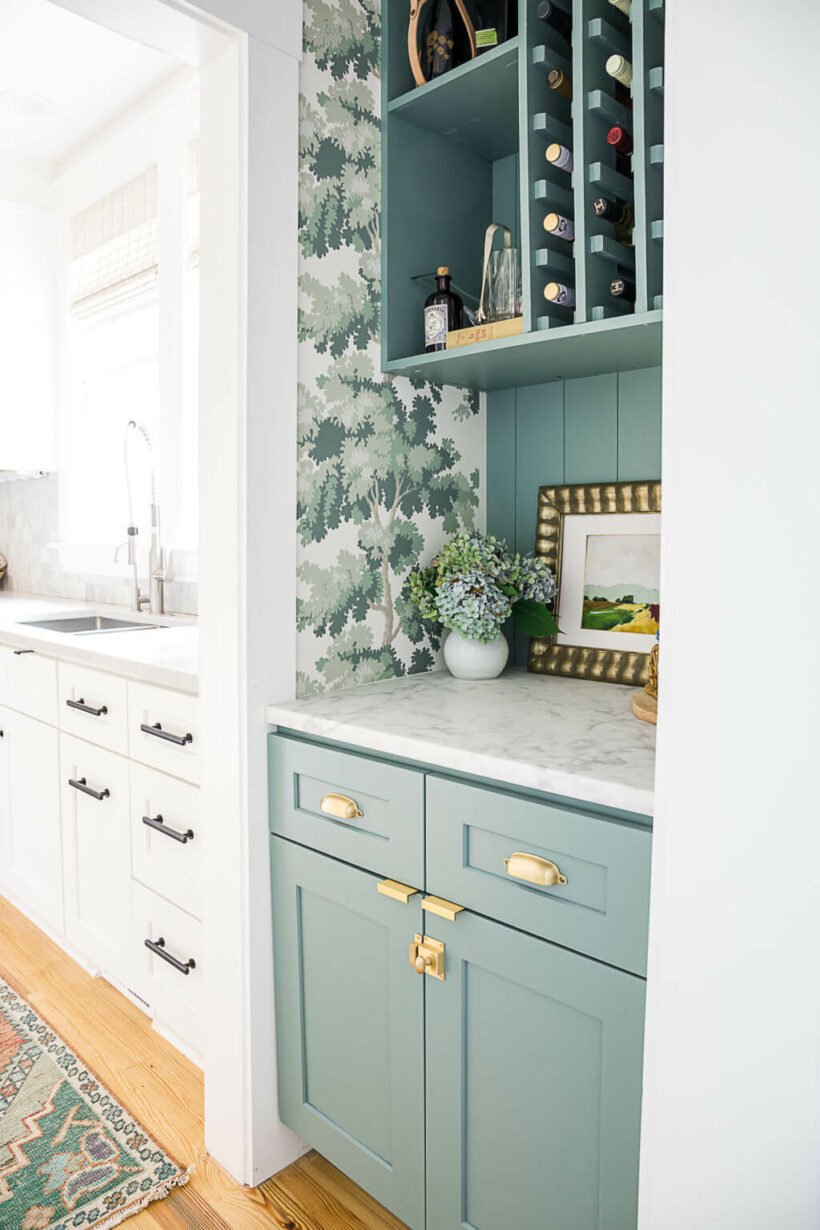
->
(320, 792), (363, 821)
(504, 851), (567, 888)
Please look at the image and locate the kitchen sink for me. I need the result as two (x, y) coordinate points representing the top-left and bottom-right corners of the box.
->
(19, 615), (159, 635)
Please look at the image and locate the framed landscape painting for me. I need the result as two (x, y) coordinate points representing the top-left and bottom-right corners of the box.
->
(528, 481), (662, 685)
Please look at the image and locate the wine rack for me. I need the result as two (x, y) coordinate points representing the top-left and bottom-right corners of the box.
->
(381, 0), (665, 390)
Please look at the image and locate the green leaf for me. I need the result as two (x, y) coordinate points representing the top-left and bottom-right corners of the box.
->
(511, 599), (560, 638)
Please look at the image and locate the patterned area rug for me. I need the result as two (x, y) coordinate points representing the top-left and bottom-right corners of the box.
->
(0, 974), (189, 1229)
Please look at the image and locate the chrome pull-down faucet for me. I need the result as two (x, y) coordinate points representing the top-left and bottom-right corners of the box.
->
(119, 421), (166, 615)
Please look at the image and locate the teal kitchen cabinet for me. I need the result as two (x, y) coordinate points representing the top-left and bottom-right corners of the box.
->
(424, 909), (645, 1230)
(271, 836), (426, 1230)
(269, 732), (650, 1229)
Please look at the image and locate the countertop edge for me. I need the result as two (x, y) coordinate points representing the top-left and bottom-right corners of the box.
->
(264, 704), (654, 817)
(0, 625), (198, 695)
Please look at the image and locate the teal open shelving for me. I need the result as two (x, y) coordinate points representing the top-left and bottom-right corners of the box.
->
(381, 0), (665, 392)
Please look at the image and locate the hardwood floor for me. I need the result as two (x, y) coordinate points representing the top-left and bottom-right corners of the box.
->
(0, 896), (408, 1230)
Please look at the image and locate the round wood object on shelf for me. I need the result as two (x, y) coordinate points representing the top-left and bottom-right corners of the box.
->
(631, 689), (657, 725)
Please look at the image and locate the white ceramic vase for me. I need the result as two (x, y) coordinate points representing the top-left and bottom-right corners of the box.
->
(442, 629), (509, 680)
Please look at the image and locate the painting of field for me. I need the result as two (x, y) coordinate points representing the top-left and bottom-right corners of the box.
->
(581, 533), (660, 636)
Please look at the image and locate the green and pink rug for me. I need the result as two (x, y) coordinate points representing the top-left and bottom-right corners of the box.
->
(0, 973), (189, 1230)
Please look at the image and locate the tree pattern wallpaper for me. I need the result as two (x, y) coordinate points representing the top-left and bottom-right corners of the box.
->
(297, 0), (485, 694)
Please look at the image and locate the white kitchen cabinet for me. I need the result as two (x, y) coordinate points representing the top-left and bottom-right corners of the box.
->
(60, 733), (131, 980)
(0, 706), (63, 933)
(0, 202), (58, 472)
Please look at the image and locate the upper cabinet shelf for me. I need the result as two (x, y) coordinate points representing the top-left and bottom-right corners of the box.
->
(388, 39), (520, 161)
(381, 0), (665, 392)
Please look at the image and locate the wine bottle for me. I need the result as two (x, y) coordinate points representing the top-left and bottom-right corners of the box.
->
(592, 196), (634, 245)
(606, 54), (633, 86)
(422, 0), (475, 80)
(607, 125), (633, 175)
(475, 0), (516, 51)
(547, 68), (572, 99)
(424, 266), (463, 352)
(610, 276), (636, 300)
(543, 211), (575, 242)
(607, 125), (633, 155)
(608, 0), (632, 15)
(544, 281), (576, 307)
(536, 0), (572, 42)
(545, 142), (574, 173)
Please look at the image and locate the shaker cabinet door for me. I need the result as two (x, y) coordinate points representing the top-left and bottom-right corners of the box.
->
(0, 706), (63, 934)
(272, 837), (425, 1230)
(425, 910), (646, 1230)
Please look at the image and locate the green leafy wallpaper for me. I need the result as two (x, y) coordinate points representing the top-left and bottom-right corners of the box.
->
(297, 0), (485, 695)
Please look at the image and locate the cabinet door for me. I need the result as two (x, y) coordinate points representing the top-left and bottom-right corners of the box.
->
(0, 706), (63, 933)
(425, 911), (646, 1230)
(272, 838), (425, 1230)
(60, 734), (131, 979)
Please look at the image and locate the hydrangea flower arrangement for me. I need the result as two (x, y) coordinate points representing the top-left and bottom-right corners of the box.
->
(408, 532), (560, 643)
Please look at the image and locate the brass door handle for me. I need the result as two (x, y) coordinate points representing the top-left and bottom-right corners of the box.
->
(319, 792), (363, 821)
(504, 851), (567, 887)
(410, 934), (445, 980)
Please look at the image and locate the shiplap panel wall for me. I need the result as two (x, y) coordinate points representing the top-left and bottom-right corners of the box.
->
(486, 365), (661, 663)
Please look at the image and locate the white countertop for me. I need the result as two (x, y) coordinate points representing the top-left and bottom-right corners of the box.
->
(0, 593), (198, 694)
(266, 670), (656, 816)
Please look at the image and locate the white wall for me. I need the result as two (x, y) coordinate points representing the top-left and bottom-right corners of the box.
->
(639, 4), (820, 1227)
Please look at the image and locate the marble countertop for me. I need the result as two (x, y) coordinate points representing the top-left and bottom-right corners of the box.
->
(0, 593), (198, 694)
(266, 670), (656, 816)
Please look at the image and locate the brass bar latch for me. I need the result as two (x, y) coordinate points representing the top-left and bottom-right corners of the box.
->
(410, 934), (445, 981)
(319, 792), (363, 821)
(504, 851), (567, 887)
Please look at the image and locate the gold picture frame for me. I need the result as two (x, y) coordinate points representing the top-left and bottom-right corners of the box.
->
(529, 480), (662, 685)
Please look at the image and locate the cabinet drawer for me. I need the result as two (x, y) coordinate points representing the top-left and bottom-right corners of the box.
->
(426, 775), (652, 976)
(0, 645), (57, 724)
(59, 662), (128, 755)
(269, 735), (424, 886)
(130, 881), (204, 1057)
(131, 765), (202, 920)
(127, 681), (199, 784)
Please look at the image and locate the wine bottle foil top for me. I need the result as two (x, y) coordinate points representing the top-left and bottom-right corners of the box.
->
(436, 265), (449, 275)
(607, 125), (633, 151)
(546, 142), (574, 171)
(547, 68), (572, 97)
(606, 54), (633, 86)
(608, 0), (632, 15)
(592, 196), (623, 220)
(543, 211), (575, 240)
(610, 278), (635, 297)
(544, 280), (576, 306)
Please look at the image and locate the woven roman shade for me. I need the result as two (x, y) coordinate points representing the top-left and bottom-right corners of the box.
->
(70, 167), (159, 315)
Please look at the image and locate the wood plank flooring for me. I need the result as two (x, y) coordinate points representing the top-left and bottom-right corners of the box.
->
(0, 895), (408, 1230)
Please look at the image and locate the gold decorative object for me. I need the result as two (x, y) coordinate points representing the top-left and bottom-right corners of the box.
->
(408, 0), (476, 88)
(319, 792), (363, 821)
(646, 642), (659, 699)
(0, 553), (6, 582)
(529, 481), (662, 685)
(632, 642), (659, 723)
(504, 852), (567, 888)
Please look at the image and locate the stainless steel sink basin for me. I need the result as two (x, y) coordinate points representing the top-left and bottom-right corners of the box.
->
(20, 615), (159, 635)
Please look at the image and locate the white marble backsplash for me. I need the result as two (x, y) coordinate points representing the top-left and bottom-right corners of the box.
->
(0, 474), (197, 616)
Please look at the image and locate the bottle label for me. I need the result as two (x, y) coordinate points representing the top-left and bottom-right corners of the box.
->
(476, 28), (499, 48)
(425, 304), (449, 347)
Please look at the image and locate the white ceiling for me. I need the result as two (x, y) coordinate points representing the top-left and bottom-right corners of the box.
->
(0, 0), (182, 166)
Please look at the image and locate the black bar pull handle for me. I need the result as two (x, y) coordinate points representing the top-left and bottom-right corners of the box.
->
(144, 936), (196, 975)
(67, 697), (108, 717)
(13, 649), (34, 656)
(69, 777), (110, 801)
(142, 814), (195, 844)
(140, 722), (193, 747)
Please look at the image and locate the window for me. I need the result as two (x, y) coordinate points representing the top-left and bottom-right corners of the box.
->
(60, 150), (199, 561)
